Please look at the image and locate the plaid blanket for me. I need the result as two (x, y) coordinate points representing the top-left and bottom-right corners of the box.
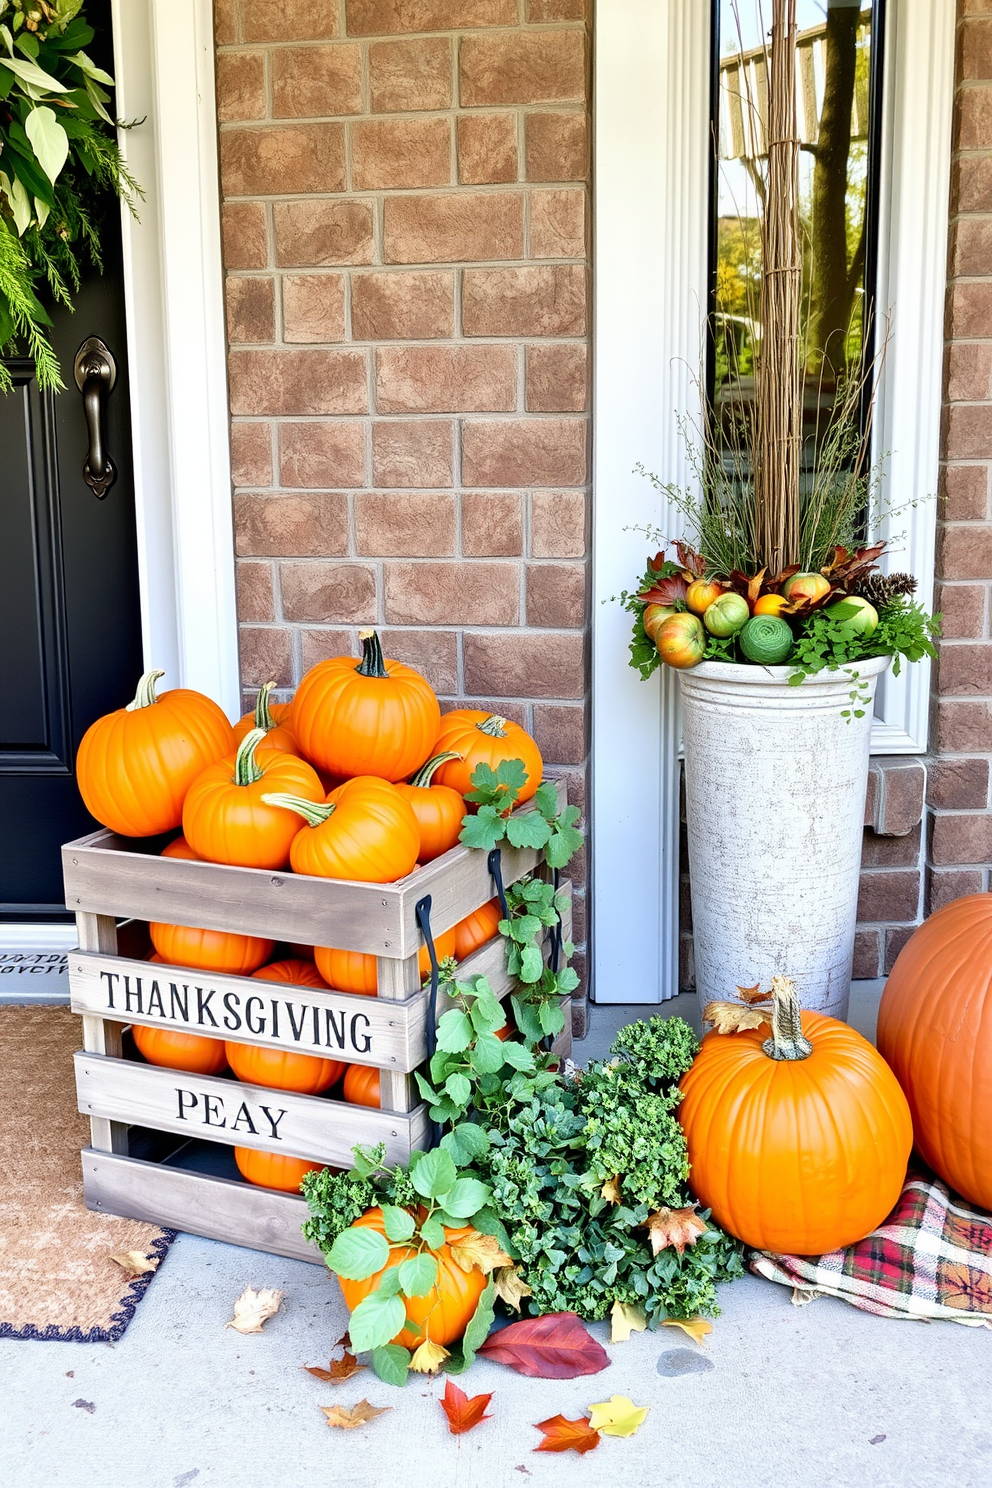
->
(751, 1170), (992, 1325)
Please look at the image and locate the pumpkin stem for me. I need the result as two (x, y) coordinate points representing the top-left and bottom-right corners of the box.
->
(260, 792), (335, 828)
(356, 628), (389, 680)
(235, 728), (267, 787)
(254, 681), (278, 732)
(409, 751), (462, 788)
(762, 975), (813, 1061)
(477, 714), (508, 738)
(126, 669), (165, 711)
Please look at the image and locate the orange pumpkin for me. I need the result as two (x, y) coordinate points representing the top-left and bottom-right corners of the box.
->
(234, 1147), (328, 1192)
(225, 1040), (345, 1094)
(182, 729), (324, 869)
(453, 898), (502, 961)
(149, 922), (274, 975)
(161, 835), (200, 861)
(678, 976), (912, 1255)
(337, 1208), (488, 1348)
(342, 1063), (380, 1108)
(877, 894), (992, 1210)
(233, 680), (300, 755)
(76, 670), (235, 836)
(251, 958), (328, 990)
(395, 753), (466, 862)
(431, 711), (543, 806)
(132, 1024), (227, 1076)
(314, 926), (457, 995)
(263, 775), (420, 883)
(291, 629), (440, 783)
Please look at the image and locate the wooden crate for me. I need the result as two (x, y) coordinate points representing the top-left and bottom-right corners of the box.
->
(63, 782), (571, 1261)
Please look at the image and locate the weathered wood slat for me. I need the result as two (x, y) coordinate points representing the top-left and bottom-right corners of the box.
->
(61, 781), (566, 955)
(81, 1148), (324, 1265)
(77, 911), (128, 1156)
(74, 1052), (428, 1167)
(68, 950), (426, 1072)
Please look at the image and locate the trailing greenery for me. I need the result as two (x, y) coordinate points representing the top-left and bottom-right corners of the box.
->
(0, 0), (141, 391)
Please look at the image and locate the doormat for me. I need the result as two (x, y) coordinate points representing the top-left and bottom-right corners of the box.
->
(752, 1170), (992, 1325)
(0, 1005), (175, 1341)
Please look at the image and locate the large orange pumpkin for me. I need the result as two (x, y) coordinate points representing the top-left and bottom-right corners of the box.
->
(252, 958), (328, 990)
(263, 775), (420, 883)
(337, 1208), (487, 1348)
(314, 926), (457, 995)
(225, 1040), (345, 1094)
(234, 1147), (328, 1192)
(291, 629), (440, 783)
(182, 729), (324, 870)
(678, 976), (912, 1255)
(342, 1063), (380, 1108)
(431, 711), (543, 806)
(453, 898), (502, 961)
(877, 894), (992, 1210)
(149, 922), (274, 975)
(233, 681), (300, 755)
(161, 835), (200, 861)
(395, 752), (466, 862)
(76, 670), (235, 836)
(132, 1024), (228, 1076)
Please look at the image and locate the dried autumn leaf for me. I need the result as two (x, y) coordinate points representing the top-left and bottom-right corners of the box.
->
(449, 1230), (512, 1276)
(320, 1399), (391, 1430)
(643, 1206), (707, 1257)
(440, 1379), (493, 1436)
(493, 1264), (532, 1313)
(586, 1395), (649, 1438)
(303, 1352), (366, 1383)
(674, 539), (707, 578)
(639, 573), (688, 608)
(609, 1300), (647, 1343)
(225, 1286), (284, 1334)
(109, 1251), (158, 1278)
(534, 1414), (601, 1455)
(410, 1338), (450, 1375)
(735, 982), (772, 1005)
(600, 1175), (622, 1205)
(661, 1316), (713, 1345)
(477, 1311), (610, 1379)
(702, 1001), (770, 1035)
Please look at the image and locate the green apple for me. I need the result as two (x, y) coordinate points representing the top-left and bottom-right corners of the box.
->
(825, 595), (879, 635)
(703, 592), (750, 637)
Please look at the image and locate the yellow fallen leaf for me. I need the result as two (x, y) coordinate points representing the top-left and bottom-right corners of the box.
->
(610, 1300), (647, 1343)
(225, 1285), (284, 1334)
(449, 1229), (512, 1276)
(109, 1251), (158, 1278)
(586, 1395), (649, 1438)
(321, 1400), (391, 1430)
(702, 1001), (770, 1035)
(661, 1316), (713, 1345)
(493, 1264), (532, 1313)
(409, 1338), (450, 1374)
(600, 1175), (622, 1204)
(643, 1206), (707, 1257)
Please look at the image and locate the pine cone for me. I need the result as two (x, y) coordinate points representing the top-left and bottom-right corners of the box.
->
(857, 572), (918, 607)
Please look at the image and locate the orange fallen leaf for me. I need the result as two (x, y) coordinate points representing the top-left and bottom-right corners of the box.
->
(303, 1352), (366, 1383)
(643, 1206), (707, 1257)
(534, 1414), (601, 1454)
(736, 983), (772, 1005)
(702, 1001), (770, 1035)
(661, 1316), (713, 1345)
(109, 1251), (158, 1278)
(440, 1379), (493, 1435)
(320, 1399), (391, 1430)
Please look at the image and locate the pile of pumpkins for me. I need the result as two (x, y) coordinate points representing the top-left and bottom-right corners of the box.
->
(75, 631), (543, 1192)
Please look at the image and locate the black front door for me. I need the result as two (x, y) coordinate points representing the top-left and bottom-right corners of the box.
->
(1, 193), (142, 919)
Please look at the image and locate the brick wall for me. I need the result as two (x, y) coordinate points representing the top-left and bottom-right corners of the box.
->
(213, 0), (591, 1021)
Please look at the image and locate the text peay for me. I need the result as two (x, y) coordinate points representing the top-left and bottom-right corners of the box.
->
(175, 1087), (287, 1140)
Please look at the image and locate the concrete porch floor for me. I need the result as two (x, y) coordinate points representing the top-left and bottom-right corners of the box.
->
(2, 982), (990, 1488)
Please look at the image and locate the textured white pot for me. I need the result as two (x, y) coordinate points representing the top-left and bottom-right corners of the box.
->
(679, 655), (889, 1021)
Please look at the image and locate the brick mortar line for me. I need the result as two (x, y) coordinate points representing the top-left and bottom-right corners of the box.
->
(217, 29), (590, 58)
(217, 107), (587, 128)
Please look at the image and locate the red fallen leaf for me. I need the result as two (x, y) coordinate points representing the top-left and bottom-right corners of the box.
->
(477, 1312), (610, 1379)
(639, 573), (688, 608)
(534, 1414), (601, 1455)
(439, 1379), (493, 1435)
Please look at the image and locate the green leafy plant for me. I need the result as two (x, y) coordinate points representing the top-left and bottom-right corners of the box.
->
(500, 877), (578, 1041)
(459, 769), (583, 870)
(0, 0), (141, 391)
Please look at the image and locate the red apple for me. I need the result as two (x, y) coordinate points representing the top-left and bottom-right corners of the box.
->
(655, 613), (706, 669)
(781, 571), (831, 605)
(643, 602), (678, 643)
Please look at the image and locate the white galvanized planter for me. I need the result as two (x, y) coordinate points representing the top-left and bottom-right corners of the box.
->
(679, 655), (889, 1021)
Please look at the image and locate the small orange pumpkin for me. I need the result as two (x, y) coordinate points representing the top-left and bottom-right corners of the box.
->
(337, 1208), (488, 1348)
(395, 752), (466, 862)
(431, 711), (543, 806)
(251, 958), (329, 990)
(291, 629), (441, 783)
(132, 1024), (228, 1076)
(453, 898), (502, 961)
(225, 1040), (345, 1094)
(183, 729), (324, 869)
(148, 922), (274, 976)
(76, 670), (235, 837)
(234, 1147), (328, 1192)
(263, 775), (420, 883)
(314, 926), (457, 995)
(161, 835), (200, 861)
(342, 1063), (380, 1108)
(233, 680), (300, 755)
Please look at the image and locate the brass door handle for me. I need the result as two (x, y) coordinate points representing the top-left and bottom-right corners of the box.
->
(73, 335), (117, 498)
